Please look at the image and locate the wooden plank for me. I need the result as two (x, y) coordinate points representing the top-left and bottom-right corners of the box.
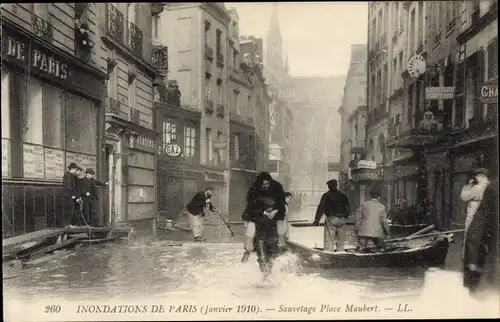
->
(78, 237), (116, 244)
(2, 228), (67, 253)
(22, 251), (72, 269)
(20, 238), (77, 259)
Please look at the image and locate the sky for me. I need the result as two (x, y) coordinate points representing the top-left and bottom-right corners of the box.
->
(225, 2), (368, 77)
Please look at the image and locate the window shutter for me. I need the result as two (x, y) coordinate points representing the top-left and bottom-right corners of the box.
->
(487, 38), (498, 80)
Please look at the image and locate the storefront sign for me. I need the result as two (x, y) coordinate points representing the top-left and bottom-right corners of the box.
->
(357, 160), (377, 169)
(2, 26), (70, 82)
(479, 83), (498, 104)
(165, 144), (182, 157)
(425, 87), (455, 100)
(23, 143), (45, 178)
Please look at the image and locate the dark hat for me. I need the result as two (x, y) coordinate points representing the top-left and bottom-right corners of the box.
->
(85, 168), (95, 175)
(256, 172), (272, 183)
(68, 162), (78, 170)
(474, 168), (489, 176)
(259, 197), (275, 208)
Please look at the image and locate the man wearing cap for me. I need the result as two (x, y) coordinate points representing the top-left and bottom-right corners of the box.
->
(461, 167), (499, 295)
(185, 187), (216, 242)
(313, 179), (351, 252)
(63, 163), (81, 226)
(81, 168), (107, 226)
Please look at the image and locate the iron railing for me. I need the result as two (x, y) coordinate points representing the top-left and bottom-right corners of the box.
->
(106, 4), (125, 42)
(105, 97), (128, 119)
(152, 45), (168, 70)
(128, 21), (143, 56)
(205, 45), (214, 60)
(216, 52), (224, 67)
(216, 104), (225, 118)
(205, 100), (214, 114)
(31, 12), (53, 42)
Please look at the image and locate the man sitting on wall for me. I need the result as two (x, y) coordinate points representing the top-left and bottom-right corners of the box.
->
(185, 187), (216, 242)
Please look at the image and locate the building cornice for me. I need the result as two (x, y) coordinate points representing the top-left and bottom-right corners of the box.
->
(201, 3), (231, 26)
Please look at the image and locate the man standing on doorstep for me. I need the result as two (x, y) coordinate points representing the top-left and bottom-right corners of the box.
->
(186, 187), (216, 242)
(81, 168), (107, 226)
(63, 162), (81, 227)
(313, 179), (351, 252)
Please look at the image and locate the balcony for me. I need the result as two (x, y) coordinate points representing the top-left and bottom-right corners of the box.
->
(216, 104), (225, 118)
(205, 45), (214, 61)
(434, 33), (442, 45)
(386, 125), (442, 149)
(105, 97), (129, 119)
(152, 45), (168, 71)
(105, 4), (125, 43)
(205, 100), (214, 115)
(32, 12), (53, 42)
(128, 21), (143, 56)
(216, 52), (224, 68)
(130, 107), (140, 125)
(416, 42), (424, 54)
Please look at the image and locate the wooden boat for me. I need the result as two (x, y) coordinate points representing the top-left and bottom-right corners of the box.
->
(286, 233), (453, 269)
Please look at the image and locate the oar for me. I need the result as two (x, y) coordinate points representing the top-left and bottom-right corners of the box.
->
(213, 210), (235, 238)
(385, 229), (465, 243)
(405, 224), (436, 238)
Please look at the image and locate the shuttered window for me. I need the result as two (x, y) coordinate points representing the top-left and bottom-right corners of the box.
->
(487, 38), (498, 80)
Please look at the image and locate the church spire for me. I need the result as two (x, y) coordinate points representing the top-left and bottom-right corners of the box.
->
(284, 53), (289, 74)
(269, 2), (280, 34)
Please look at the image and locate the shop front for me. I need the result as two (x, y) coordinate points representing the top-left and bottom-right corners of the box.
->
(1, 21), (106, 237)
(155, 102), (203, 219)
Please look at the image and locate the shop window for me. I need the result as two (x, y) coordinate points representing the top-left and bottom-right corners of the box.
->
(2, 71), (11, 178)
(183, 126), (196, 160)
(42, 83), (64, 149)
(65, 93), (97, 155)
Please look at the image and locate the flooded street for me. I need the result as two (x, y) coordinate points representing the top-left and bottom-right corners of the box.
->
(4, 226), (499, 320)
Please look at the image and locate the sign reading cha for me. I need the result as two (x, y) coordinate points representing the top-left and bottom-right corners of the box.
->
(479, 84), (498, 104)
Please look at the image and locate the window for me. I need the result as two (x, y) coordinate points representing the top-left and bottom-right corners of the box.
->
(205, 74), (212, 100)
(216, 131), (223, 164)
(43, 83), (65, 149)
(233, 134), (240, 160)
(183, 126), (196, 160)
(410, 9), (416, 50)
(204, 20), (211, 46)
(162, 121), (177, 149)
(217, 79), (222, 105)
(216, 29), (222, 55)
(152, 16), (159, 41)
(247, 95), (251, 108)
(233, 90), (239, 114)
(206, 128), (212, 163)
(233, 49), (238, 68)
(65, 93), (97, 155)
(417, 2), (424, 45)
(398, 51), (403, 87)
(2, 71), (11, 177)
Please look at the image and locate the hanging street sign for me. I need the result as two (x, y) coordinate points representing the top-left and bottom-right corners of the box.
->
(425, 87), (455, 100)
(357, 160), (377, 169)
(479, 83), (498, 104)
(165, 144), (181, 157)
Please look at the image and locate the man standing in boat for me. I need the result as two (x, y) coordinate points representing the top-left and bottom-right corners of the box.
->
(313, 179), (351, 252)
(354, 186), (390, 252)
(461, 168), (499, 295)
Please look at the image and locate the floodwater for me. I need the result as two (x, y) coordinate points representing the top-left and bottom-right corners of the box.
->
(4, 226), (499, 320)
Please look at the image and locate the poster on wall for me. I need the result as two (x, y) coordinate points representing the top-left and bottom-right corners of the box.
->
(45, 148), (64, 180)
(23, 143), (45, 178)
(66, 152), (97, 173)
(2, 139), (10, 177)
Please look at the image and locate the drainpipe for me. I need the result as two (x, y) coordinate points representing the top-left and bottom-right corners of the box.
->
(153, 140), (158, 238)
(110, 150), (116, 231)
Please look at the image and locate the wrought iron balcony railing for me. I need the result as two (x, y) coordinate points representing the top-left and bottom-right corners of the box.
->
(205, 45), (214, 60)
(128, 21), (143, 56)
(205, 99), (214, 114)
(216, 52), (224, 68)
(105, 4), (124, 43)
(152, 45), (168, 70)
(105, 97), (128, 119)
(32, 12), (53, 42)
(216, 104), (225, 118)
